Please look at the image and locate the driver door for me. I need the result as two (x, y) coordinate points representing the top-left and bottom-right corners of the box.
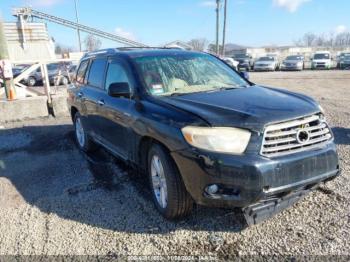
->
(96, 58), (136, 160)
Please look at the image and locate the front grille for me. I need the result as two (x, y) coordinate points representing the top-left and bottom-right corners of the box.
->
(261, 114), (332, 157)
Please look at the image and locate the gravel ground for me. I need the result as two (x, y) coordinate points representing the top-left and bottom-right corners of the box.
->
(0, 70), (349, 258)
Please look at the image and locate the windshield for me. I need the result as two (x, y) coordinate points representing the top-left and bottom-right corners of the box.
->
(286, 56), (302, 61)
(258, 57), (274, 61)
(133, 53), (249, 96)
(314, 53), (330, 60)
(234, 54), (249, 59)
(47, 64), (59, 71)
(341, 53), (350, 58)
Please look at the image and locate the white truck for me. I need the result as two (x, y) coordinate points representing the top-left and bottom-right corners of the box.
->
(311, 51), (332, 70)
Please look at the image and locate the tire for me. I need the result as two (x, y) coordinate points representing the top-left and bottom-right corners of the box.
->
(27, 77), (36, 87)
(74, 112), (97, 152)
(61, 76), (69, 85)
(148, 144), (193, 219)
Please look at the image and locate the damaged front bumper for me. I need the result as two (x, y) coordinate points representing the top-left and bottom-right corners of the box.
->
(172, 141), (340, 224)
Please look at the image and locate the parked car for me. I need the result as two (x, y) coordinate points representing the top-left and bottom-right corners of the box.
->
(67, 48), (339, 224)
(280, 55), (304, 71)
(22, 62), (72, 86)
(232, 53), (254, 71)
(254, 56), (279, 71)
(311, 51), (332, 70)
(12, 64), (31, 78)
(68, 64), (78, 80)
(221, 57), (239, 70)
(337, 52), (350, 69)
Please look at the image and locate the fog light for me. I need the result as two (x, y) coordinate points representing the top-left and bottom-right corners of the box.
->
(206, 184), (219, 195)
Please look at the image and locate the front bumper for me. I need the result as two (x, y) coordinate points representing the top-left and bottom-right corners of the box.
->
(312, 63), (331, 69)
(254, 66), (275, 71)
(281, 64), (303, 71)
(171, 141), (339, 209)
(238, 63), (250, 70)
(340, 62), (350, 69)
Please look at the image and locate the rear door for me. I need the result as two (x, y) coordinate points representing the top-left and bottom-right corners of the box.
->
(81, 57), (108, 137)
(74, 59), (91, 130)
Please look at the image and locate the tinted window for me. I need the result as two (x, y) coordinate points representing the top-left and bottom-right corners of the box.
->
(105, 61), (131, 90)
(47, 63), (59, 71)
(258, 57), (274, 61)
(76, 60), (89, 84)
(87, 58), (107, 88)
(314, 53), (330, 60)
(286, 56), (302, 60)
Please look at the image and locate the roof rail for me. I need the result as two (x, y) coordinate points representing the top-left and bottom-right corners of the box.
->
(82, 46), (189, 59)
(116, 46), (186, 50)
(82, 48), (118, 58)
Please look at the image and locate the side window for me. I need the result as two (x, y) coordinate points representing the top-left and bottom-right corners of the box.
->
(87, 58), (107, 88)
(76, 60), (89, 84)
(105, 61), (131, 90)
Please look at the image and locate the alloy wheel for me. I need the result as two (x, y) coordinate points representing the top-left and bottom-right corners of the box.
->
(150, 155), (168, 208)
(75, 117), (85, 148)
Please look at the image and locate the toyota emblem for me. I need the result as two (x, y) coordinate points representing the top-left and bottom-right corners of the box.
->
(296, 129), (310, 144)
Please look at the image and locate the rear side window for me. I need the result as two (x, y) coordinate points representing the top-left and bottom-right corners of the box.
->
(76, 60), (89, 84)
(87, 58), (107, 88)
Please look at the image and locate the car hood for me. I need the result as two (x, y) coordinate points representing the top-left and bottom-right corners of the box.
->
(283, 60), (302, 64)
(162, 85), (319, 132)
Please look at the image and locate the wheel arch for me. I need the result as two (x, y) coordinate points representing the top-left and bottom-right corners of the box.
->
(70, 106), (78, 122)
(137, 136), (172, 173)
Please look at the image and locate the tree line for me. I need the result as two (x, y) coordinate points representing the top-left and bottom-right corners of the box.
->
(295, 32), (350, 47)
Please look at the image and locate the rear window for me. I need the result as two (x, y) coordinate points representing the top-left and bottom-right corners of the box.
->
(87, 58), (107, 88)
(76, 60), (89, 84)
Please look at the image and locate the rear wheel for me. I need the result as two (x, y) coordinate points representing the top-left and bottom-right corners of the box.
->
(148, 144), (193, 219)
(27, 77), (36, 87)
(74, 112), (97, 152)
(61, 76), (69, 85)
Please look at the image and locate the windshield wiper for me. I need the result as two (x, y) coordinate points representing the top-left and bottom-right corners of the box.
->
(169, 92), (186, 96)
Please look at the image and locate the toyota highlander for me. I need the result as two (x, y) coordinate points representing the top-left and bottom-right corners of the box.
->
(67, 48), (339, 224)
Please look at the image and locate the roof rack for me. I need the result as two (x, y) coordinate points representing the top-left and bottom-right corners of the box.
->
(82, 46), (188, 59)
(82, 48), (118, 58)
(116, 46), (185, 50)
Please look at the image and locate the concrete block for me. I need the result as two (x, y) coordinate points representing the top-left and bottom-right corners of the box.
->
(51, 94), (69, 117)
(0, 96), (49, 123)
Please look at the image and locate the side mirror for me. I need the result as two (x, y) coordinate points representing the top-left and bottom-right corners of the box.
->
(108, 82), (131, 98)
(240, 71), (249, 80)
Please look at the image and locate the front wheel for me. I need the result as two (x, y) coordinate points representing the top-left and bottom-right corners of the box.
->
(148, 144), (193, 219)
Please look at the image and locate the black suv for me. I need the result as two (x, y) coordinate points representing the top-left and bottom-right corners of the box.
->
(67, 48), (339, 224)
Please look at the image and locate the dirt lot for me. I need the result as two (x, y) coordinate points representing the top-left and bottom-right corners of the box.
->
(0, 70), (349, 258)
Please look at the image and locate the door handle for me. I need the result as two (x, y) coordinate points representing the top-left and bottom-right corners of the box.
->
(98, 100), (105, 106)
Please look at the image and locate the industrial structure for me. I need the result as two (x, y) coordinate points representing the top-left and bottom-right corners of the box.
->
(3, 22), (55, 61)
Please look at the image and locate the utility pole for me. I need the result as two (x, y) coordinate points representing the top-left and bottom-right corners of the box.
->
(222, 0), (228, 56)
(215, 0), (220, 55)
(74, 0), (82, 52)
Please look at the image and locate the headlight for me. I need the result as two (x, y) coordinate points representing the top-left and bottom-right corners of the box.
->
(181, 126), (251, 154)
